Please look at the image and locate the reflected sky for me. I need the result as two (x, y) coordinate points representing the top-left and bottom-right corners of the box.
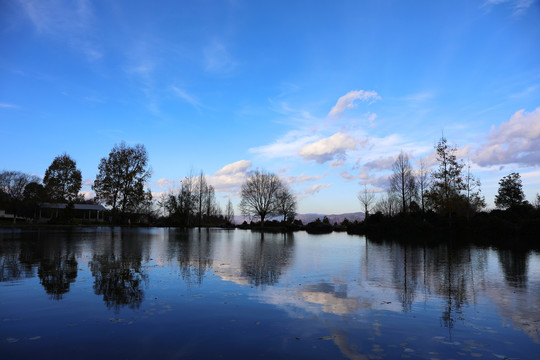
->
(1, 228), (539, 359)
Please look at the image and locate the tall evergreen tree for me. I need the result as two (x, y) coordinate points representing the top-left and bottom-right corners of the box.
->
(425, 136), (465, 223)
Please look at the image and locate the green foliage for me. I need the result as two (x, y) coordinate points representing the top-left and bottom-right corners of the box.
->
(43, 153), (82, 202)
(495, 172), (525, 209)
(92, 142), (151, 215)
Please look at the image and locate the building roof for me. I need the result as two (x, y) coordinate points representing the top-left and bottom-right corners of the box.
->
(39, 203), (107, 211)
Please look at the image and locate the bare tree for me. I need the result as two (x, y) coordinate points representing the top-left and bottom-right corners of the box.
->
(195, 170), (208, 227)
(239, 170), (283, 229)
(417, 157), (431, 214)
(204, 184), (219, 219)
(225, 198), (235, 224)
(464, 159), (485, 220)
(373, 191), (400, 216)
(357, 184), (375, 218)
(275, 184), (296, 222)
(179, 171), (195, 226)
(0, 170), (40, 222)
(390, 151), (417, 213)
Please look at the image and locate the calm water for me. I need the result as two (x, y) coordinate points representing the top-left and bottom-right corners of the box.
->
(1, 228), (539, 360)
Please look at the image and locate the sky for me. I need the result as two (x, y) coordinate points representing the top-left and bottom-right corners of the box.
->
(1, 0), (539, 214)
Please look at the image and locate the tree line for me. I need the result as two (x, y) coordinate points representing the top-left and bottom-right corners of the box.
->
(157, 169), (297, 229)
(0, 142), (153, 223)
(353, 136), (540, 244)
(2, 136), (538, 241)
(1, 140), (298, 227)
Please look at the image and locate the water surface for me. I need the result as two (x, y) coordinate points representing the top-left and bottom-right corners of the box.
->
(1, 227), (539, 359)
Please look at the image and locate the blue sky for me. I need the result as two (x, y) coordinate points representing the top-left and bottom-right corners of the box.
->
(1, 0), (539, 214)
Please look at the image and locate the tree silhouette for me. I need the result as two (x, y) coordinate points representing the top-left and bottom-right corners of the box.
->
(0, 170), (40, 222)
(43, 153), (82, 202)
(425, 136), (465, 224)
(357, 184), (375, 218)
(225, 198), (235, 225)
(93, 142), (151, 217)
(495, 172), (525, 209)
(389, 151), (417, 213)
(240, 170), (287, 228)
(275, 184), (296, 222)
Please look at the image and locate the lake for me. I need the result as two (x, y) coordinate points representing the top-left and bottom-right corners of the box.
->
(1, 227), (539, 359)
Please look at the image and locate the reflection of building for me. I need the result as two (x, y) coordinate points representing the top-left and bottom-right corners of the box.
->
(38, 203), (106, 222)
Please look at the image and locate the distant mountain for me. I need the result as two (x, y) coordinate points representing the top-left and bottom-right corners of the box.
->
(294, 212), (365, 225)
(233, 212), (364, 225)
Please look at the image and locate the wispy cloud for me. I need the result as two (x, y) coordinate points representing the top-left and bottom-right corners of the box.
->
(283, 174), (324, 185)
(203, 39), (236, 74)
(328, 90), (381, 117)
(0, 103), (20, 109)
(482, 0), (536, 15)
(17, 0), (103, 61)
(171, 86), (203, 110)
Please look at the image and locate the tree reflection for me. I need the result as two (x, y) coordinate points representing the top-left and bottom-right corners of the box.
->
(4, 230), (80, 299)
(429, 245), (471, 330)
(240, 232), (294, 287)
(89, 230), (147, 311)
(0, 231), (39, 282)
(497, 248), (529, 288)
(390, 243), (421, 312)
(168, 229), (214, 287)
(38, 254), (77, 300)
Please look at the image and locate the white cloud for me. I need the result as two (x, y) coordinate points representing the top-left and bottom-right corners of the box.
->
(328, 90), (381, 117)
(474, 107), (540, 167)
(209, 160), (252, 194)
(340, 172), (356, 182)
(330, 159), (346, 168)
(78, 190), (95, 200)
(214, 160), (252, 176)
(154, 178), (181, 190)
(361, 155), (396, 172)
(299, 132), (357, 164)
(358, 174), (390, 191)
(304, 183), (331, 195)
(250, 130), (319, 159)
